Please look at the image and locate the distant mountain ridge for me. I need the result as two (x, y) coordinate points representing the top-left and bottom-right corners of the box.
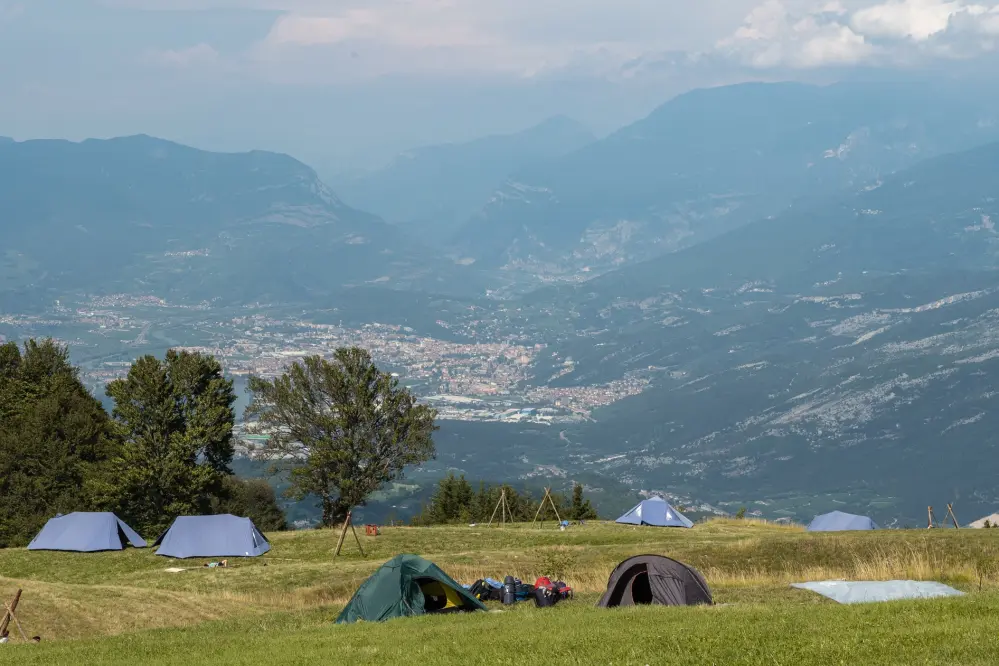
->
(0, 134), (488, 309)
(455, 80), (999, 280)
(333, 116), (595, 240)
(505, 139), (999, 523)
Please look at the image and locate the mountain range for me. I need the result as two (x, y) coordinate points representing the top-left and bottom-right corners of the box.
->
(6, 79), (999, 524)
(511, 138), (999, 523)
(332, 116), (595, 241)
(453, 80), (999, 282)
(0, 135), (489, 310)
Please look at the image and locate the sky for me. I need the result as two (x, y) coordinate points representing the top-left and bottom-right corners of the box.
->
(3, 0), (999, 173)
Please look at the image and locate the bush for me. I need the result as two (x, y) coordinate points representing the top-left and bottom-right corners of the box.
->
(538, 546), (578, 581)
(735, 507), (747, 520)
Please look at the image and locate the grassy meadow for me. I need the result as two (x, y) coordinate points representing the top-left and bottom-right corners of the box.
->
(3, 519), (999, 664)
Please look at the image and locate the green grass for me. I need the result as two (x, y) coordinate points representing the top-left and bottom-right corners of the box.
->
(3, 520), (999, 664)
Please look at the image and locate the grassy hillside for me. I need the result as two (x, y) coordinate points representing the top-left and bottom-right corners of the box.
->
(3, 520), (999, 664)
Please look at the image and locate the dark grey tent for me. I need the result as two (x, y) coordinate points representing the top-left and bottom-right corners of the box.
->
(27, 512), (146, 552)
(597, 555), (712, 608)
(154, 515), (270, 558)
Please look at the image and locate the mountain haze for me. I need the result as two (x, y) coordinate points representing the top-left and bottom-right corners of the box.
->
(513, 139), (999, 523)
(0, 135), (489, 309)
(333, 116), (595, 240)
(456, 81), (999, 280)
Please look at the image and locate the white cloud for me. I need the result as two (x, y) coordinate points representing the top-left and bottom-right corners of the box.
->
(722, 0), (999, 67)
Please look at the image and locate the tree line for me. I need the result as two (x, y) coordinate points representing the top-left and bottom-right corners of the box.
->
(412, 473), (599, 525)
(1, 341), (437, 547)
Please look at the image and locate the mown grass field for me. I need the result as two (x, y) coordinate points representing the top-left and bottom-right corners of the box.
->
(3, 519), (999, 664)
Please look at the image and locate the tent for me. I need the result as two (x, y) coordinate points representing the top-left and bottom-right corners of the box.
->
(791, 580), (964, 604)
(154, 515), (270, 558)
(27, 512), (146, 552)
(336, 554), (487, 624)
(597, 555), (712, 608)
(806, 511), (877, 532)
(616, 497), (693, 528)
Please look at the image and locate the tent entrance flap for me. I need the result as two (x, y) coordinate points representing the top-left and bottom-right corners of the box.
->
(416, 578), (463, 611)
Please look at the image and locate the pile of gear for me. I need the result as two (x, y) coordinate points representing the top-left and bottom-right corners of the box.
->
(467, 575), (573, 608)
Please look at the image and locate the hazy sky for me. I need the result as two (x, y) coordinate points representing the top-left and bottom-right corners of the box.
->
(4, 0), (999, 172)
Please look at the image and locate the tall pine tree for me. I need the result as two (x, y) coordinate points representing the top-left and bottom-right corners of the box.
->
(0, 340), (113, 547)
(100, 350), (236, 535)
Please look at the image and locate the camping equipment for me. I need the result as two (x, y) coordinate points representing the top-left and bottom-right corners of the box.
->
(336, 554), (486, 624)
(534, 586), (558, 607)
(503, 576), (517, 605)
(154, 515), (269, 558)
(806, 511), (877, 532)
(365, 524), (380, 536)
(791, 580), (964, 604)
(28, 512), (146, 552)
(615, 497), (693, 528)
(597, 555), (712, 607)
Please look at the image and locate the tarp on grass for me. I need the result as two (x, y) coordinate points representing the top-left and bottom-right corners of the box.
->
(791, 580), (964, 604)
(615, 497), (693, 528)
(28, 512), (146, 552)
(154, 515), (270, 558)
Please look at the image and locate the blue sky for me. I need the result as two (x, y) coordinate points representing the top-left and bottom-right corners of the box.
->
(4, 0), (999, 172)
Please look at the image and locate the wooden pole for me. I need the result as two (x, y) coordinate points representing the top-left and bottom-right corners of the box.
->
(927, 506), (934, 529)
(0, 589), (21, 637)
(488, 489), (505, 527)
(532, 488), (548, 525)
(333, 511), (351, 558)
(947, 504), (960, 529)
(547, 490), (563, 524)
(349, 517), (366, 557)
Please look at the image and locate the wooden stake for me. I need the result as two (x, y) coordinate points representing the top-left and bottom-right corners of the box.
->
(0, 589), (21, 638)
(947, 504), (960, 529)
(927, 506), (934, 529)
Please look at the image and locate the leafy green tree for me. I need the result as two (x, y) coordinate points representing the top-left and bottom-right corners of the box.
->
(100, 350), (236, 535)
(214, 477), (287, 532)
(0, 339), (113, 547)
(569, 483), (599, 520)
(245, 348), (438, 527)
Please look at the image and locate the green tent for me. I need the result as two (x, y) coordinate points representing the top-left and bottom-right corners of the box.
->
(336, 554), (487, 624)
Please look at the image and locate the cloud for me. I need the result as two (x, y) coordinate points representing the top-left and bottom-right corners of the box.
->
(721, 0), (999, 67)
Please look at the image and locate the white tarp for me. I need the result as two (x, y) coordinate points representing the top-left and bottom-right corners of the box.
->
(791, 580), (964, 604)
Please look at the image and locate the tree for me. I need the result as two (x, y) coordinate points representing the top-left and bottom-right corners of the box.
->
(245, 348), (438, 527)
(215, 477), (287, 532)
(100, 350), (236, 535)
(569, 483), (599, 520)
(0, 339), (113, 547)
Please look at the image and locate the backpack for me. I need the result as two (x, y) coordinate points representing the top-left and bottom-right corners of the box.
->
(533, 585), (558, 608)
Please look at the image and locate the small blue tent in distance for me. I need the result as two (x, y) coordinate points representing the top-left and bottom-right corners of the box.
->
(807, 511), (877, 532)
(616, 497), (693, 528)
(154, 515), (270, 558)
(28, 512), (146, 552)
